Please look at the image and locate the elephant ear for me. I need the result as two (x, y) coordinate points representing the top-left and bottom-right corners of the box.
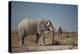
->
(40, 20), (47, 25)
(39, 20), (49, 31)
(39, 20), (46, 30)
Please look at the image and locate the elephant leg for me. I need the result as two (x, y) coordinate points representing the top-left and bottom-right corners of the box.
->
(22, 36), (25, 46)
(18, 31), (23, 46)
(36, 33), (40, 43)
(19, 36), (22, 46)
(22, 35), (27, 46)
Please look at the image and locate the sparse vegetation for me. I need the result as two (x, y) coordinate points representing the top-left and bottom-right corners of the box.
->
(66, 35), (71, 38)
(11, 31), (78, 52)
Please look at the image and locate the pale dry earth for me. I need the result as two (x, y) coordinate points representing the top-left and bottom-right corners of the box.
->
(11, 32), (78, 52)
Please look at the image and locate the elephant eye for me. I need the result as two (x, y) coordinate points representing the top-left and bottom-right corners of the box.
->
(47, 22), (50, 26)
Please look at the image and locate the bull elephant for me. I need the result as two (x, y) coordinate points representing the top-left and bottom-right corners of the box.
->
(18, 18), (54, 46)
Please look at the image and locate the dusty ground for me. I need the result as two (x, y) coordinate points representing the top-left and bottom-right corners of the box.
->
(11, 31), (78, 53)
(12, 45), (77, 53)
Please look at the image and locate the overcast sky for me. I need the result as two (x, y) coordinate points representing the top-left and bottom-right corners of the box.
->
(11, 1), (78, 32)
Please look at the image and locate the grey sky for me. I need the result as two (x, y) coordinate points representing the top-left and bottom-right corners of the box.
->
(11, 1), (78, 32)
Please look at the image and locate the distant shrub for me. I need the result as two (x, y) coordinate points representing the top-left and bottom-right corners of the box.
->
(66, 35), (70, 38)
(72, 42), (78, 46)
(54, 40), (61, 45)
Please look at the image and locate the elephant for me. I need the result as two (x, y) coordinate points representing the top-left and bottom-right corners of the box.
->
(18, 18), (54, 46)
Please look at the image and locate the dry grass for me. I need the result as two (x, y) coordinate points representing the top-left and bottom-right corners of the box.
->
(11, 31), (78, 52)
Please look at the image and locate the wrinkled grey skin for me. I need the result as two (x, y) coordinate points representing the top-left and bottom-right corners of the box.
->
(18, 18), (54, 46)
